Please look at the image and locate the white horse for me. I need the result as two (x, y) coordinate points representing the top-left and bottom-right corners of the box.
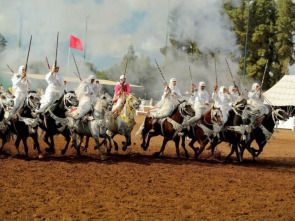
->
(105, 93), (141, 151)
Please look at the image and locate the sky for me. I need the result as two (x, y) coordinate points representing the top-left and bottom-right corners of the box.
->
(0, 0), (171, 71)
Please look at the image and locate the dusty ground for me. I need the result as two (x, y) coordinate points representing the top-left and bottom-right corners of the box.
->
(1, 115), (295, 220)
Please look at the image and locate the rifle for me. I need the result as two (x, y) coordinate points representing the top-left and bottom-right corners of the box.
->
(55, 32), (59, 70)
(24, 35), (32, 90)
(46, 57), (51, 70)
(108, 74), (118, 82)
(72, 54), (82, 80)
(74, 72), (82, 81)
(189, 66), (196, 89)
(7, 65), (14, 73)
(121, 58), (128, 92)
(225, 57), (240, 95)
(259, 59), (269, 99)
(154, 59), (168, 87)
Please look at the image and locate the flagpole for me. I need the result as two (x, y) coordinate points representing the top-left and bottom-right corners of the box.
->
(84, 15), (89, 62)
(67, 47), (70, 77)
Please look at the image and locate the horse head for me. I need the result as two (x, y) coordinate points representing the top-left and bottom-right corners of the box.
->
(126, 93), (141, 111)
(272, 108), (289, 122)
(242, 105), (260, 122)
(26, 91), (41, 110)
(100, 93), (113, 111)
(233, 98), (247, 114)
(0, 91), (14, 111)
(211, 105), (223, 126)
(179, 101), (195, 118)
(64, 91), (79, 110)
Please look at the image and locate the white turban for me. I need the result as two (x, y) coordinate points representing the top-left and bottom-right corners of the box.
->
(18, 65), (25, 75)
(218, 86), (225, 95)
(251, 83), (260, 92)
(198, 81), (205, 90)
(169, 78), (176, 88)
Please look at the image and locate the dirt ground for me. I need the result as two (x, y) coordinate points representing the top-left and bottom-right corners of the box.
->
(1, 115), (295, 220)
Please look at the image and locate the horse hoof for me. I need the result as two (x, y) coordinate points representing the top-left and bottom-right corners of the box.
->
(94, 146), (98, 150)
(45, 148), (55, 154)
(101, 156), (106, 161)
(122, 147), (127, 151)
(38, 154), (43, 159)
(225, 158), (233, 163)
(61, 149), (66, 155)
(185, 154), (189, 159)
(194, 153), (200, 159)
(107, 148), (111, 154)
(153, 152), (160, 158)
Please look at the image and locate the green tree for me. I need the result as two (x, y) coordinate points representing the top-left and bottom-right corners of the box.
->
(225, 0), (277, 89)
(273, 0), (295, 82)
(0, 34), (7, 53)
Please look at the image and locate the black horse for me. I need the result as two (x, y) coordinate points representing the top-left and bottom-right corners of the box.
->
(206, 99), (255, 162)
(239, 106), (289, 160)
(9, 91), (42, 159)
(0, 91), (15, 154)
(39, 91), (79, 154)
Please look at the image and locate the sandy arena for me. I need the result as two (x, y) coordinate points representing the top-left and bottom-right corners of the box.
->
(1, 115), (295, 220)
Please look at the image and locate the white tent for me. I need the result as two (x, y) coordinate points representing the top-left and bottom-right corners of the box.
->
(264, 75), (295, 106)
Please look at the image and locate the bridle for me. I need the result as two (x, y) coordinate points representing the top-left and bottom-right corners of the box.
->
(64, 92), (78, 111)
(179, 102), (194, 119)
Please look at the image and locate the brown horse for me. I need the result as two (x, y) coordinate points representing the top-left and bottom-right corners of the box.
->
(182, 106), (223, 159)
(140, 101), (195, 160)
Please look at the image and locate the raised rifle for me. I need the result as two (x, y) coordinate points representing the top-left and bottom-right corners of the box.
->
(154, 59), (168, 87)
(225, 57), (240, 95)
(24, 35), (32, 90)
(46, 57), (51, 70)
(54, 32), (59, 70)
(189, 66), (196, 90)
(259, 59), (269, 99)
(7, 65), (14, 73)
(72, 54), (82, 81)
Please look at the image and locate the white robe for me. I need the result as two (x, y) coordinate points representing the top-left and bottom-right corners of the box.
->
(73, 83), (94, 119)
(212, 91), (233, 125)
(11, 74), (32, 114)
(248, 90), (269, 117)
(190, 90), (209, 119)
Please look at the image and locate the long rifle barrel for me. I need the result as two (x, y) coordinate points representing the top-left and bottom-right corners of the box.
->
(189, 66), (196, 88)
(55, 32), (59, 68)
(72, 54), (81, 80)
(7, 65), (14, 73)
(154, 59), (168, 87)
(261, 59), (269, 87)
(46, 57), (51, 70)
(225, 57), (240, 95)
(25, 35), (32, 74)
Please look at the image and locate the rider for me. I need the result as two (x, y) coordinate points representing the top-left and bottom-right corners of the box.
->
(11, 65), (32, 114)
(35, 64), (64, 114)
(248, 83), (269, 117)
(112, 75), (131, 113)
(228, 85), (239, 104)
(92, 79), (102, 101)
(169, 78), (182, 100)
(184, 81), (210, 126)
(212, 85), (233, 127)
(69, 75), (96, 127)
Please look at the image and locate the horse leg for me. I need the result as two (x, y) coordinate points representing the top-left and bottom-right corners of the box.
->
(61, 132), (71, 155)
(82, 136), (90, 152)
(94, 137), (105, 160)
(181, 136), (189, 158)
(233, 144), (242, 163)
(145, 131), (159, 151)
(174, 136), (181, 160)
(75, 134), (83, 156)
(154, 137), (169, 158)
(44, 133), (54, 153)
(0, 136), (7, 154)
(32, 133), (43, 159)
(225, 144), (236, 163)
(111, 134), (118, 151)
(21, 137), (30, 159)
(188, 139), (198, 158)
(122, 134), (131, 151)
(15, 136), (21, 156)
(195, 138), (206, 159)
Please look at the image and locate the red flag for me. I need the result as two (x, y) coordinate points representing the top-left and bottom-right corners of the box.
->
(69, 35), (83, 51)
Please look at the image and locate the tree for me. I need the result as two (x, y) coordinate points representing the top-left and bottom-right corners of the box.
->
(274, 0), (295, 82)
(0, 34), (7, 53)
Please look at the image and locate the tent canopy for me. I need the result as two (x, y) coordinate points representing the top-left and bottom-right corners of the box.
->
(264, 75), (295, 106)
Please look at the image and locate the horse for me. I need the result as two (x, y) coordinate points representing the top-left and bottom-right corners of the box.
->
(105, 93), (141, 152)
(0, 91), (15, 154)
(9, 91), (42, 159)
(67, 95), (113, 159)
(206, 98), (250, 162)
(38, 91), (79, 154)
(140, 101), (195, 160)
(182, 106), (223, 159)
(239, 106), (289, 161)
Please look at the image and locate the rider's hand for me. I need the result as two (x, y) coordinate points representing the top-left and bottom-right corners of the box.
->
(64, 80), (67, 85)
(257, 85), (262, 91)
(214, 85), (218, 90)
(205, 103), (209, 105)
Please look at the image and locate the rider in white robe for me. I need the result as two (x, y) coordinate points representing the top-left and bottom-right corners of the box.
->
(71, 75), (96, 120)
(228, 85), (239, 105)
(92, 80), (102, 102)
(149, 86), (179, 119)
(11, 65), (32, 114)
(183, 82), (210, 126)
(248, 83), (269, 117)
(169, 78), (182, 100)
(36, 64), (64, 113)
(212, 86), (234, 126)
